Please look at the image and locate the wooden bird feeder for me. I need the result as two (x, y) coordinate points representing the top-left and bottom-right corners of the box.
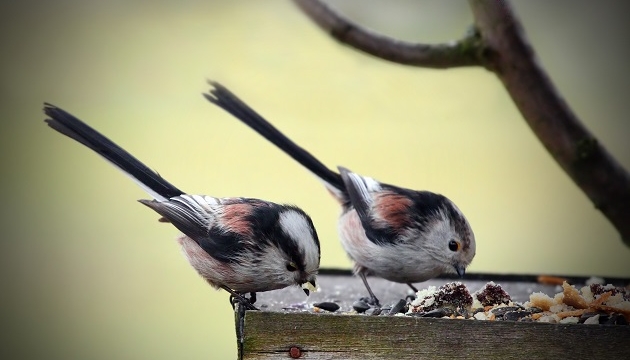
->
(234, 270), (630, 359)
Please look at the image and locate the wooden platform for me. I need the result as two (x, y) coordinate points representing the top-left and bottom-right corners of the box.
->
(234, 270), (630, 359)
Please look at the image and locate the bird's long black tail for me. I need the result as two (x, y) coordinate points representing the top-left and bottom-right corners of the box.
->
(44, 103), (183, 201)
(204, 82), (345, 193)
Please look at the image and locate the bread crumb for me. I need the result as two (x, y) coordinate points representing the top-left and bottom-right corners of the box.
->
(606, 293), (625, 306)
(531, 312), (545, 320)
(591, 291), (612, 306)
(559, 316), (579, 324)
(562, 282), (588, 309)
(538, 275), (567, 285)
(529, 292), (554, 311)
(557, 309), (586, 319)
(411, 286), (437, 307)
(580, 285), (595, 303)
(549, 304), (569, 313)
(538, 314), (559, 323)
(583, 314), (600, 325)
(585, 276), (605, 286)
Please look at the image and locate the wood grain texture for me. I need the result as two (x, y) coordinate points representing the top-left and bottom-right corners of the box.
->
(239, 311), (630, 359)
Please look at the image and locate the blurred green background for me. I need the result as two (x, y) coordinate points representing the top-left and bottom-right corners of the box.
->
(1, 0), (629, 358)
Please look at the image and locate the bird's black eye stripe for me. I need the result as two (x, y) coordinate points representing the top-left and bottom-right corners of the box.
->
(286, 263), (298, 272)
(448, 240), (459, 252)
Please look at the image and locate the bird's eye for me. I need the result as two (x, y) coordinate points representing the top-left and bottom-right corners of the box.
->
(286, 262), (298, 272)
(448, 240), (460, 252)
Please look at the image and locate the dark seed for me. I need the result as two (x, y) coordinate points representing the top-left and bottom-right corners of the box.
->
(456, 307), (470, 318)
(352, 300), (371, 313)
(422, 308), (454, 318)
(604, 313), (628, 325)
(367, 307), (382, 316)
(313, 302), (340, 312)
(388, 299), (407, 315)
(491, 306), (522, 317)
(597, 313), (610, 324)
(578, 312), (601, 324)
(504, 311), (530, 321)
(473, 308), (486, 315)
(528, 307), (543, 314)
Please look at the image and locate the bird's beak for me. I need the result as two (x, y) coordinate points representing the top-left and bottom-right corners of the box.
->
(301, 279), (317, 296)
(455, 264), (466, 278)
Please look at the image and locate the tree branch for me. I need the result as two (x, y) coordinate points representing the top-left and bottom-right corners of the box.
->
(293, 0), (630, 246)
(468, 0), (630, 246)
(292, 0), (482, 68)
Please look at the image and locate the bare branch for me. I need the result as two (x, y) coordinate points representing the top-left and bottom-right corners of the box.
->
(292, 0), (482, 68)
(468, 0), (630, 245)
(292, 0), (630, 245)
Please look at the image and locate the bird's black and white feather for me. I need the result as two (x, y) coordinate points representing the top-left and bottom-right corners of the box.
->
(44, 104), (320, 309)
(204, 83), (475, 306)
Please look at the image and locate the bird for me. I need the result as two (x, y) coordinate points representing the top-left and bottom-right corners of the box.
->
(44, 103), (320, 310)
(203, 82), (475, 306)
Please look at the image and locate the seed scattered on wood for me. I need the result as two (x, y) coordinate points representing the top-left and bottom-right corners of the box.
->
(491, 306), (523, 317)
(388, 299), (407, 315)
(603, 313), (628, 325)
(420, 307), (454, 318)
(528, 307), (543, 314)
(367, 307), (382, 316)
(537, 275), (567, 286)
(578, 312), (600, 324)
(504, 311), (530, 321)
(313, 302), (340, 312)
(352, 300), (370, 313)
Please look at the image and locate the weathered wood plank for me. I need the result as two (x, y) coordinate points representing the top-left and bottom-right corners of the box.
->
(240, 311), (630, 359)
(235, 271), (630, 359)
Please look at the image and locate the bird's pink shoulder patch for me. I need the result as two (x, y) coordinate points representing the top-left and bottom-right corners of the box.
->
(373, 192), (413, 229)
(220, 203), (254, 236)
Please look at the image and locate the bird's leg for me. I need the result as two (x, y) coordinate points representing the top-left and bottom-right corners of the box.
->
(405, 283), (418, 301)
(221, 285), (259, 311)
(358, 271), (380, 307)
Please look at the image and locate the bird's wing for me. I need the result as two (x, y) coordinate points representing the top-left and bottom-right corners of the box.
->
(140, 195), (271, 263)
(338, 167), (417, 245)
(338, 167), (377, 220)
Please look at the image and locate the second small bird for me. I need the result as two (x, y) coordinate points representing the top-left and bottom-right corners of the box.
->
(204, 83), (476, 306)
